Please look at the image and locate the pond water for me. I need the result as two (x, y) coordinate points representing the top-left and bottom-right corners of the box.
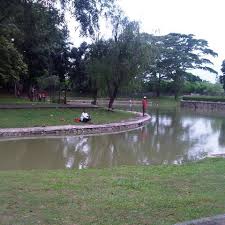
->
(0, 107), (225, 170)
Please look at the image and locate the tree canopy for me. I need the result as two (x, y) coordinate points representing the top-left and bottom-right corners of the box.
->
(220, 60), (225, 92)
(142, 33), (218, 99)
(0, 0), (220, 105)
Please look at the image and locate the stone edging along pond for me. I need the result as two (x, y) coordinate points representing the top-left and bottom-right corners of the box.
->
(0, 112), (151, 138)
(181, 100), (225, 111)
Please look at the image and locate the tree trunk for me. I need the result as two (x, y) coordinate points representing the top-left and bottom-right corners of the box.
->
(58, 84), (61, 104)
(173, 72), (181, 100)
(174, 92), (179, 100)
(14, 81), (17, 97)
(108, 97), (114, 109)
(92, 89), (98, 105)
(156, 75), (161, 97)
(64, 87), (67, 104)
(108, 86), (118, 110)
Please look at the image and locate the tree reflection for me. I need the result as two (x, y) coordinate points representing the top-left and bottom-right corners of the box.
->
(218, 120), (225, 147)
(1, 107), (225, 170)
(60, 107), (202, 168)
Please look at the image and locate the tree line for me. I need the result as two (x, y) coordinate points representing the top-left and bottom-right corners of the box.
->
(0, 0), (221, 108)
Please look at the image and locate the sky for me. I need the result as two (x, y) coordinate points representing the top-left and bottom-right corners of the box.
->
(68, 0), (225, 83)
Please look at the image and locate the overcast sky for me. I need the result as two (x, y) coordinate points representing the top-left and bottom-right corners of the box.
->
(68, 0), (225, 82)
(119, 0), (225, 82)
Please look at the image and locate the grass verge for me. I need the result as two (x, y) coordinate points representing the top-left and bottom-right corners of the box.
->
(0, 158), (224, 225)
(0, 108), (136, 128)
(0, 95), (40, 104)
(149, 96), (179, 107)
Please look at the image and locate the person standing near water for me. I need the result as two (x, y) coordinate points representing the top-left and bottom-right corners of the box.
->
(142, 96), (147, 116)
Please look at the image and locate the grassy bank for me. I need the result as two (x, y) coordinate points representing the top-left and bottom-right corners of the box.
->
(149, 96), (179, 107)
(0, 108), (136, 128)
(0, 95), (179, 107)
(0, 95), (32, 104)
(0, 158), (224, 225)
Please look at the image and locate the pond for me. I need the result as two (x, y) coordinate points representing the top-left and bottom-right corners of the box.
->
(0, 106), (225, 170)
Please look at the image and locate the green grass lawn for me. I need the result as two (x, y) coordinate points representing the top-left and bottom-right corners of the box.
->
(0, 158), (224, 225)
(149, 96), (179, 107)
(0, 94), (179, 107)
(0, 108), (136, 128)
(0, 95), (32, 104)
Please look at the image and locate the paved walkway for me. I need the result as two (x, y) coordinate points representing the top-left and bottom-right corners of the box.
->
(175, 214), (225, 225)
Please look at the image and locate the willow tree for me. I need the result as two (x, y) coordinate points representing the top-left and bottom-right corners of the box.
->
(101, 18), (154, 109)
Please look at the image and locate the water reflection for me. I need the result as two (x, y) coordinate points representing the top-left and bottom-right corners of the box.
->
(0, 107), (225, 170)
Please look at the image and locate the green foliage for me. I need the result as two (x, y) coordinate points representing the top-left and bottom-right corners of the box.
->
(183, 81), (224, 96)
(220, 60), (225, 92)
(87, 17), (155, 108)
(37, 75), (60, 90)
(0, 36), (27, 84)
(143, 33), (218, 98)
(0, 0), (116, 96)
(69, 42), (89, 93)
(0, 0), (69, 93)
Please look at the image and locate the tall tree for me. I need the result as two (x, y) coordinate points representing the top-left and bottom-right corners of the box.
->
(220, 60), (225, 92)
(0, 0), (117, 96)
(0, 36), (27, 94)
(86, 40), (109, 104)
(104, 19), (153, 109)
(144, 33), (218, 99)
(69, 42), (89, 94)
(38, 0), (116, 36)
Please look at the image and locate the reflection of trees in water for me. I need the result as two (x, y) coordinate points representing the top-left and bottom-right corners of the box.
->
(61, 108), (202, 168)
(219, 120), (225, 147)
(0, 138), (64, 170)
(62, 137), (89, 169)
(207, 116), (225, 148)
(2, 108), (224, 170)
(132, 108), (194, 164)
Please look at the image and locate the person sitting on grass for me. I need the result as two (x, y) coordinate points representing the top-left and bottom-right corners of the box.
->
(80, 112), (91, 122)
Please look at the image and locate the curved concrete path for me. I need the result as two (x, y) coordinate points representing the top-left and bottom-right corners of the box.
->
(175, 214), (225, 225)
(0, 113), (151, 137)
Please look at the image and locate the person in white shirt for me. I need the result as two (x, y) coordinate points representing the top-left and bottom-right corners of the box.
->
(80, 112), (91, 122)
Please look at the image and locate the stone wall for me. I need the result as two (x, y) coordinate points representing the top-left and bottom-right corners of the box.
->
(181, 100), (225, 111)
(0, 113), (151, 138)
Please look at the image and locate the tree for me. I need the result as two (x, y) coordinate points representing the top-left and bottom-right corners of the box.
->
(0, 0), (117, 97)
(69, 42), (89, 95)
(0, 36), (27, 95)
(104, 19), (153, 109)
(220, 60), (225, 92)
(86, 40), (109, 104)
(144, 33), (218, 99)
(0, 0), (69, 97)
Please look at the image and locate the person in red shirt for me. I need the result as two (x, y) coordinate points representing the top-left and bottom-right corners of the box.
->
(142, 96), (147, 116)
